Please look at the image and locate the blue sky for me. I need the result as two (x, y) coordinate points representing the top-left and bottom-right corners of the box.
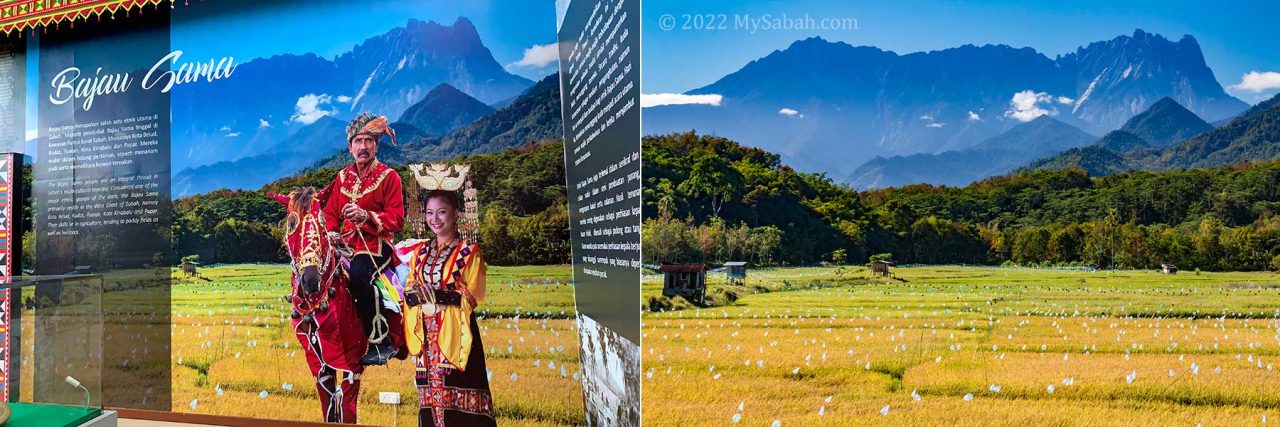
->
(642, 0), (1280, 103)
(171, 0), (559, 81)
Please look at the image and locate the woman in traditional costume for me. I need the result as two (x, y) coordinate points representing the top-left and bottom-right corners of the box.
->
(394, 162), (497, 427)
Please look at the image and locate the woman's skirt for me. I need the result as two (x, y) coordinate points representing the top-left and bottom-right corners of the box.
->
(416, 311), (496, 427)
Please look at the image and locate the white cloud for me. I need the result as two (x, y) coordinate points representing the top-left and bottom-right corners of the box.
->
(1057, 96), (1074, 105)
(25, 129), (36, 141)
(926, 122), (945, 128)
(967, 111), (982, 122)
(920, 114), (934, 121)
(226, 132), (241, 137)
(778, 108), (802, 117)
(336, 95), (353, 104)
(1229, 71), (1280, 93)
(640, 93), (723, 108)
(509, 42), (560, 69)
(1004, 90), (1059, 122)
(258, 119), (271, 129)
(219, 125), (231, 132)
(291, 93), (335, 125)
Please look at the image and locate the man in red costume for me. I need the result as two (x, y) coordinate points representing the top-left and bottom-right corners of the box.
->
(318, 112), (405, 365)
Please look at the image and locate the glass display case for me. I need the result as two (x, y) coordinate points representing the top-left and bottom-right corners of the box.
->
(3, 274), (107, 427)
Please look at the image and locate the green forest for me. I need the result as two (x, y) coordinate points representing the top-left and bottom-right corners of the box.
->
(171, 140), (570, 266)
(642, 131), (1280, 271)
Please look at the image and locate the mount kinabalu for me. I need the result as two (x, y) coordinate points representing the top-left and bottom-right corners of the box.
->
(643, 29), (1249, 182)
(171, 17), (533, 172)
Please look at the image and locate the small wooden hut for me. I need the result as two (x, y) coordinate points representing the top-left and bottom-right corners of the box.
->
(724, 261), (748, 284)
(659, 263), (708, 305)
(872, 260), (894, 277)
(181, 261), (200, 277)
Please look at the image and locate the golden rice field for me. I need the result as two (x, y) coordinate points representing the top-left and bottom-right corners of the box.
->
(170, 263), (583, 426)
(642, 266), (1280, 426)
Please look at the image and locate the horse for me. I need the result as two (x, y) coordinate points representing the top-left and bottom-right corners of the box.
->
(274, 187), (368, 424)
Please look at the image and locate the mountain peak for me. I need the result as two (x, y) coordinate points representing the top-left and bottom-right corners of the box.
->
(1062, 29), (1246, 128)
(401, 17), (482, 44)
(792, 36), (832, 47)
(1119, 97), (1211, 147)
(405, 16), (476, 30)
(398, 82), (494, 136)
(453, 16), (476, 29)
(331, 17), (532, 108)
(427, 82), (467, 97)
(1149, 96), (1181, 109)
(1029, 114), (1061, 124)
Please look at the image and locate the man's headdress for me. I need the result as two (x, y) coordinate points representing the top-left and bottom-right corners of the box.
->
(406, 163), (479, 242)
(346, 113), (398, 146)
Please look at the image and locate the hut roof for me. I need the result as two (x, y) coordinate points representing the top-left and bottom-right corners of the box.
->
(724, 262), (747, 267)
(658, 263), (708, 273)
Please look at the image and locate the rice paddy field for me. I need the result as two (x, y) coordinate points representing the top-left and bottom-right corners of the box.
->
(170, 263), (583, 426)
(642, 266), (1280, 426)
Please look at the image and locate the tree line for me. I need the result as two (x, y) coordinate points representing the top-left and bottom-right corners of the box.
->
(172, 140), (570, 266)
(643, 131), (1280, 271)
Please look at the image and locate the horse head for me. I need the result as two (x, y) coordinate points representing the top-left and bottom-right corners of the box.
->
(274, 188), (335, 307)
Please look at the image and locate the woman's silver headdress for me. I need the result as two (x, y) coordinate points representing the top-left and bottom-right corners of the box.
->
(406, 163), (479, 242)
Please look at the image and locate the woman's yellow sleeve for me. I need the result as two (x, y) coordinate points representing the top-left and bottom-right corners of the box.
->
(463, 246), (487, 305)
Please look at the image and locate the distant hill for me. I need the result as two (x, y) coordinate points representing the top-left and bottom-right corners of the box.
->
(173, 116), (347, 197)
(1117, 97), (1212, 147)
(1027, 92), (1280, 175)
(398, 83), (495, 136)
(1024, 145), (1134, 176)
(172, 118), (433, 197)
(1151, 92), (1280, 169)
(1093, 130), (1151, 152)
(309, 73), (564, 170)
(847, 116), (1095, 188)
(430, 73), (564, 159)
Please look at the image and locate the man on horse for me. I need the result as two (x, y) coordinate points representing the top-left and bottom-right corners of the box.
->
(317, 112), (406, 366)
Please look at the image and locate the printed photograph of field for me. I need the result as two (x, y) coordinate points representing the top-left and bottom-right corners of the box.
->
(641, 1), (1280, 424)
(169, 264), (583, 426)
(642, 266), (1280, 426)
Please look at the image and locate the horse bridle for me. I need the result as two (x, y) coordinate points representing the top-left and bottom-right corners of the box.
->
(286, 207), (345, 317)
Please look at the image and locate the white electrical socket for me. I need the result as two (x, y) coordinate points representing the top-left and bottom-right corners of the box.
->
(379, 391), (401, 404)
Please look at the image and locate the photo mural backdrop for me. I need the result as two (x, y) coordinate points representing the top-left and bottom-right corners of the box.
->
(16, 0), (589, 425)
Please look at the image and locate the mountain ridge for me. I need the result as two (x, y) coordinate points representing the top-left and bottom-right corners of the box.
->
(644, 29), (1249, 182)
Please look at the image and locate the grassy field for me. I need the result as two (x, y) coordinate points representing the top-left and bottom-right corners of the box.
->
(642, 266), (1280, 426)
(171, 263), (583, 426)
